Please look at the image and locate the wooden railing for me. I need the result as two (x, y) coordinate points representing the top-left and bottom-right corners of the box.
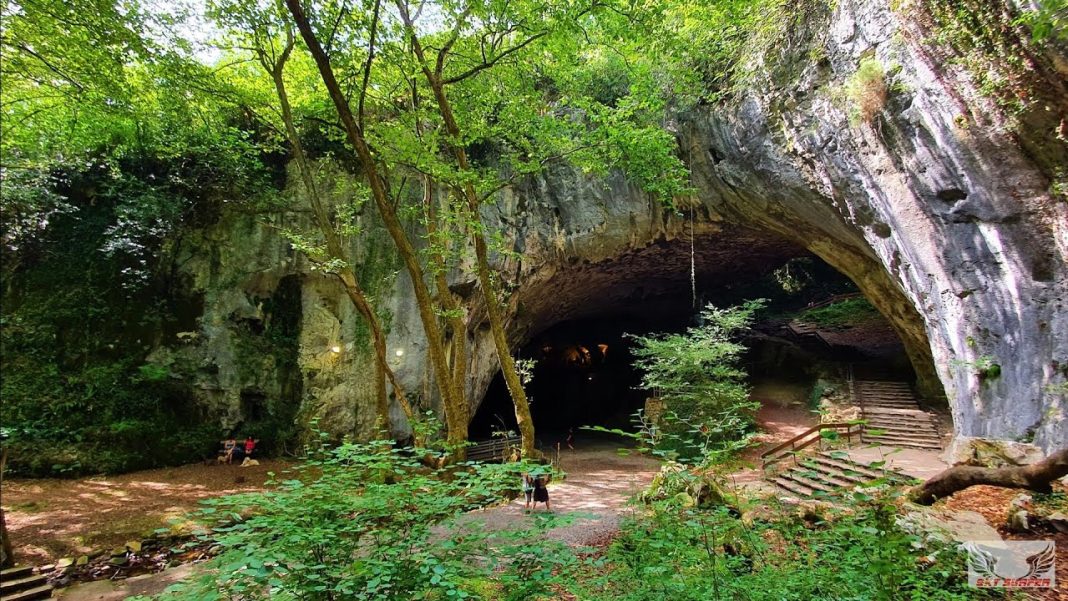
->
(467, 436), (522, 463)
(803, 292), (865, 311)
(760, 422), (864, 471)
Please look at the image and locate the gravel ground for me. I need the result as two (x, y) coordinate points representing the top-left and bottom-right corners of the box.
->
(454, 439), (662, 548)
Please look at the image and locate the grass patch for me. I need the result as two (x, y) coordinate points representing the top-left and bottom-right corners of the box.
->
(798, 297), (879, 327)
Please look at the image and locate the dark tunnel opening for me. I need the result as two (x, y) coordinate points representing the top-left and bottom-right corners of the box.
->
(468, 243), (920, 445)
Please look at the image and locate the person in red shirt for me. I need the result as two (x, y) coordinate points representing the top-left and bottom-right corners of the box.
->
(244, 436), (257, 458)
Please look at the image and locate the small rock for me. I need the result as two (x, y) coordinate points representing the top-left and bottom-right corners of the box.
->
(126, 540), (142, 553)
(109, 555), (129, 566)
(1046, 511), (1068, 534)
(76, 555), (89, 566)
(943, 438), (1045, 467)
(1010, 493), (1032, 509)
(39, 564), (55, 573)
(1007, 508), (1030, 532)
(111, 547), (128, 558)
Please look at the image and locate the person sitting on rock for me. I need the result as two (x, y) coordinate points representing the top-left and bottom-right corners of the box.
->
(223, 437), (237, 464)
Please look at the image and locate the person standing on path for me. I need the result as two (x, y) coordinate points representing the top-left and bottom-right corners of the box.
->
(522, 472), (535, 511)
(532, 473), (551, 512)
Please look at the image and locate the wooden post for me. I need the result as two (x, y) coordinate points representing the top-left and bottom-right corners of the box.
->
(1, 447), (13, 568)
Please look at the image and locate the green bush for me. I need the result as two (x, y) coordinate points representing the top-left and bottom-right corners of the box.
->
(144, 442), (575, 601)
(798, 297), (879, 327)
(627, 301), (764, 460)
(576, 494), (998, 601)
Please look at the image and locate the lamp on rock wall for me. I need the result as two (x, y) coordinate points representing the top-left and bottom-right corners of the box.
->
(330, 345), (341, 354)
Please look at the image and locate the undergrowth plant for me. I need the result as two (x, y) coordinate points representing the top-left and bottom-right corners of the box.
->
(142, 440), (574, 601)
(575, 489), (998, 601)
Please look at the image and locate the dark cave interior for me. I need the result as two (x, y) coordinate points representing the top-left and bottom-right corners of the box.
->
(468, 245), (916, 442)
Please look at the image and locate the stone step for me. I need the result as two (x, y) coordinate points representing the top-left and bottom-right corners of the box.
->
(781, 470), (841, 495)
(863, 434), (943, 446)
(861, 408), (936, 418)
(862, 430), (942, 441)
(0, 575), (46, 595)
(0, 568), (33, 582)
(796, 461), (865, 486)
(864, 402), (920, 408)
(862, 435), (942, 449)
(0, 584), (53, 601)
(813, 454), (886, 480)
(863, 420), (939, 430)
(863, 417), (940, 428)
(772, 476), (815, 498)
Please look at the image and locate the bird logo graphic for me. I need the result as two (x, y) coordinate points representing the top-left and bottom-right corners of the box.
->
(964, 541), (1056, 588)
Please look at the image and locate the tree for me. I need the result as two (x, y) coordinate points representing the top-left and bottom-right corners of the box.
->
(207, 0), (413, 436)
(912, 447), (1068, 505)
(629, 300), (765, 457)
(272, 0), (692, 457)
(0, 444), (13, 568)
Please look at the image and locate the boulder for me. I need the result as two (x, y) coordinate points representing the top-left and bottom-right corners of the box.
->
(943, 437), (1046, 468)
(897, 508), (1001, 545)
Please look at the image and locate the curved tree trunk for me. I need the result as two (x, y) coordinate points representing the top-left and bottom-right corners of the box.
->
(912, 448), (1068, 505)
(285, 0), (468, 454)
(266, 51), (412, 436)
(395, 4), (538, 458)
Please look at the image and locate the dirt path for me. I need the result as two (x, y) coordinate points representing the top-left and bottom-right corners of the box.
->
(3, 459), (291, 565)
(454, 439), (662, 548)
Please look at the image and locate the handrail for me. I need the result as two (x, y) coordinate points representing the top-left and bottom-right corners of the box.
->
(803, 292), (865, 311)
(760, 422), (864, 471)
(467, 436), (522, 462)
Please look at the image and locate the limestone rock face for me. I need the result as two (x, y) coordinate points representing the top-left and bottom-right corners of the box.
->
(165, 0), (1066, 452)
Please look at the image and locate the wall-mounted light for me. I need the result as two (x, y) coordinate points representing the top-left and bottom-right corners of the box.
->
(395, 349), (405, 357)
(330, 345), (341, 354)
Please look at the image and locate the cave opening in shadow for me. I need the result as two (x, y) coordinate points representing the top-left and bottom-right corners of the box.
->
(469, 313), (692, 444)
(468, 228), (928, 445)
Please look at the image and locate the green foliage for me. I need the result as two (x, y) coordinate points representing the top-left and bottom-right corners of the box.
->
(575, 492), (995, 601)
(797, 297), (879, 326)
(845, 58), (888, 124)
(144, 441), (575, 601)
(627, 301), (764, 457)
(950, 354), (1001, 382)
(1016, 0), (1068, 42)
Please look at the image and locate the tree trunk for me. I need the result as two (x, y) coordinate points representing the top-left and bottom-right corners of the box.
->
(912, 448), (1068, 505)
(395, 8), (538, 458)
(268, 56), (412, 435)
(285, 0), (468, 453)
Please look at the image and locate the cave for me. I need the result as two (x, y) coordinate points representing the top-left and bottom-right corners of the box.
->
(469, 227), (922, 445)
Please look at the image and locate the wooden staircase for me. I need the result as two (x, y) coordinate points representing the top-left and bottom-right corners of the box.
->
(771, 451), (901, 500)
(0, 566), (52, 601)
(854, 380), (943, 450)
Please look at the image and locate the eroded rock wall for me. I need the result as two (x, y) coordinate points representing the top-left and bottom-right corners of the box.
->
(165, 0), (1066, 452)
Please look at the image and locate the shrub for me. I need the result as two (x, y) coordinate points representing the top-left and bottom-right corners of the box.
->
(627, 301), (764, 460)
(143, 442), (575, 601)
(846, 58), (888, 124)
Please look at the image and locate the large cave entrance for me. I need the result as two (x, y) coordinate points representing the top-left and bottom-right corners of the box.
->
(468, 226), (926, 445)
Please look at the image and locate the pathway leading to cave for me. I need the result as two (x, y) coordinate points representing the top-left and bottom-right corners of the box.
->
(452, 439), (663, 548)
